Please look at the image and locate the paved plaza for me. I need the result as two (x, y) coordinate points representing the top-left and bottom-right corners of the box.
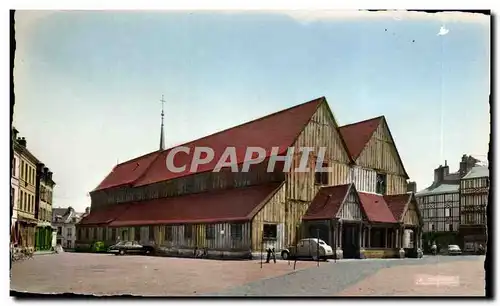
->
(10, 253), (485, 296)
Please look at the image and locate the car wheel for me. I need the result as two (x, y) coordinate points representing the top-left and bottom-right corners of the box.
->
(281, 251), (290, 260)
(119, 250), (125, 256)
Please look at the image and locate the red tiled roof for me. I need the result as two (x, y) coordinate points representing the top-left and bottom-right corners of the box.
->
(94, 151), (161, 191)
(339, 116), (409, 179)
(93, 97), (325, 191)
(133, 98), (324, 187)
(79, 204), (133, 226)
(303, 184), (352, 221)
(358, 192), (397, 223)
(108, 182), (284, 227)
(384, 193), (411, 222)
(339, 116), (383, 160)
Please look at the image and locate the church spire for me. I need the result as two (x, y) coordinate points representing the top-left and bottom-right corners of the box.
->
(159, 94), (165, 151)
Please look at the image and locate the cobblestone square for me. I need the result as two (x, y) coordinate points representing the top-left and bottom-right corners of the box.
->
(10, 253), (486, 296)
(10, 253), (316, 296)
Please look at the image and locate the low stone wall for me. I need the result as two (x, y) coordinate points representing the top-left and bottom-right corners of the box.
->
(363, 248), (398, 259)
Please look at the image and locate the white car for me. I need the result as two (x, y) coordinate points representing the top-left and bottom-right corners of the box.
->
(281, 238), (334, 260)
(447, 245), (462, 255)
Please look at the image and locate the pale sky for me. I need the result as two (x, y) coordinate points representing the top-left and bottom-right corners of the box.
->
(14, 10), (490, 212)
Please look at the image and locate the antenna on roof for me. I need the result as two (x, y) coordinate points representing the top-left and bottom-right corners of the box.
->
(159, 94), (166, 151)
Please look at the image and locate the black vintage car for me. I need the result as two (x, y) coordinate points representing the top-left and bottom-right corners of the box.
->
(108, 241), (154, 256)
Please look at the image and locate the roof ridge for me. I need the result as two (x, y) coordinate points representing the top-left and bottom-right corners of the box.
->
(158, 96), (325, 153)
(117, 150), (161, 166)
(339, 115), (384, 129)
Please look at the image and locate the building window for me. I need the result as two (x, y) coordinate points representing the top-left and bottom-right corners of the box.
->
(134, 227), (141, 241)
(184, 225), (193, 240)
(376, 173), (387, 195)
(263, 224), (277, 240)
(429, 223), (435, 231)
(57, 227), (62, 235)
(11, 188), (14, 209)
(448, 224), (453, 232)
(149, 226), (155, 241)
(231, 223), (243, 240)
(67, 227), (72, 237)
(314, 162), (329, 185)
(445, 208), (450, 217)
(165, 226), (173, 241)
(206, 224), (215, 240)
(12, 158), (16, 177)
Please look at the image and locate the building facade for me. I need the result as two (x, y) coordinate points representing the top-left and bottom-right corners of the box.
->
(53, 207), (88, 249)
(77, 97), (422, 259)
(11, 128), (21, 227)
(14, 136), (39, 251)
(11, 129), (57, 252)
(459, 165), (489, 253)
(35, 164), (56, 251)
(416, 156), (479, 251)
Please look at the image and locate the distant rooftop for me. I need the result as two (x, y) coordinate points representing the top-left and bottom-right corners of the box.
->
(416, 183), (459, 196)
(463, 165), (489, 179)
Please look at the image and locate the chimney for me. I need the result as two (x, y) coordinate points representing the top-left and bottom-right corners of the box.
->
(442, 160), (450, 178)
(12, 128), (18, 140)
(407, 181), (417, 193)
(459, 155), (480, 177)
(433, 165), (445, 185)
(17, 137), (26, 147)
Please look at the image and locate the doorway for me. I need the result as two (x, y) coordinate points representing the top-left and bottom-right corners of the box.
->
(342, 223), (360, 258)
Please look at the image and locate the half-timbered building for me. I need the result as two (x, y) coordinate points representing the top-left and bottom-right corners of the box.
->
(78, 96), (421, 259)
(459, 165), (489, 253)
(416, 157), (479, 251)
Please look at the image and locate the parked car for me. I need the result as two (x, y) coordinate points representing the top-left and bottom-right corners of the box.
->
(447, 244), (462, 256)
(108, 241), (153, 256)
(281, 238), (334, 261)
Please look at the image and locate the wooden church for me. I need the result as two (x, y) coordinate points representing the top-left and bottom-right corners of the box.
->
(77, 96), (422, 259)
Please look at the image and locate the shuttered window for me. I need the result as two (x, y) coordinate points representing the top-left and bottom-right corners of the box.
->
(134, 227), (141, 241)
(165, 226), (173, 241)
(206, 224), (215, 240)
(149, 226), (155, 241)
(263, 224), (277, 240)
(376, 173), (387, 195)
(231, 223), (243, 240)
(314, 162), (329, 185)
(184, 225), (193, 240)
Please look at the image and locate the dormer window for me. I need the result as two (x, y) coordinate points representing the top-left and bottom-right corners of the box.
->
(376, 173), (387, 195)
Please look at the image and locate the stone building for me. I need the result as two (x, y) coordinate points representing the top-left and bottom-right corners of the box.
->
(52, 207), (88, 249)
(11, 128), (57, 252)
(13, 134), (39, 251)
(78, 97), (422, 259)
